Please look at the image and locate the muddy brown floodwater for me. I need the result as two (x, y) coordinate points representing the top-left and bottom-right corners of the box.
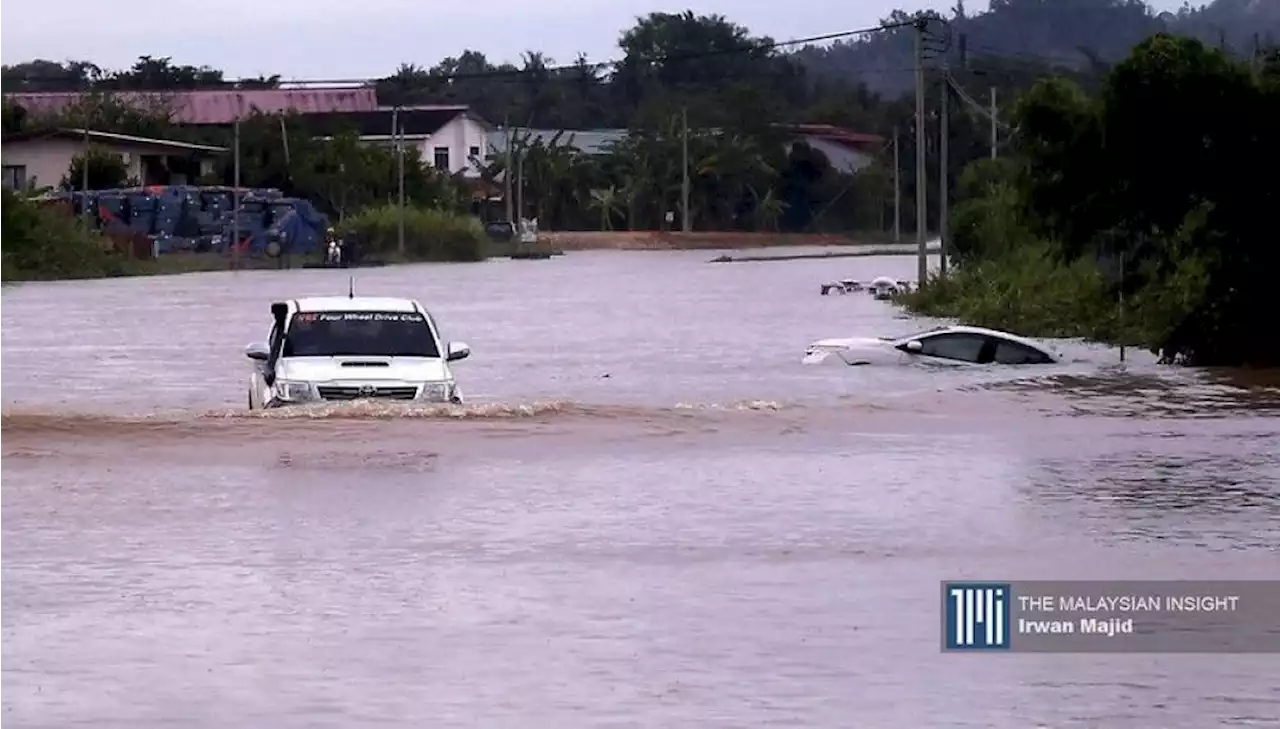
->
(3, 248), (1279, 728)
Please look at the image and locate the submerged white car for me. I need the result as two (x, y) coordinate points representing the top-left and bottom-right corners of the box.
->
(802, 325), (1061, 367)
(819, 275), (913, 299)
(245, 296), (470, 409)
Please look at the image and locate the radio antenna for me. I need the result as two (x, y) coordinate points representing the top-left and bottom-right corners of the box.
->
(348, 276), (354, 299)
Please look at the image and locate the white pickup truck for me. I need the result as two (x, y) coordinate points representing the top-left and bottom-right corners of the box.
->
(244, 295), (470, 409)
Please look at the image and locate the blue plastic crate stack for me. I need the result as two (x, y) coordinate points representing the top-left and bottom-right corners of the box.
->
(54, 186), (330, 257)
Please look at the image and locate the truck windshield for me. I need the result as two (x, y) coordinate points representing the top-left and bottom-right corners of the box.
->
(282, 311), (440, 358)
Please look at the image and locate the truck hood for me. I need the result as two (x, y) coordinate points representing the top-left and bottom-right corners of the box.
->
(276, 356), (451, 383)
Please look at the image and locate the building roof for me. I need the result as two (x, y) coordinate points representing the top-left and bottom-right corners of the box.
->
(3, 88), (381, 125)
(780, 124), (886, 148)
(483, 125), (883, 156)
(303, 105), (473, 138)
(3, 128), (228, 153)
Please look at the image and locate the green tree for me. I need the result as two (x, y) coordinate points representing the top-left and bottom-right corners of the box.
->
(588, 186), (623, 230)
(938, 32), (1278, 365)
(63, 147), (132, 190)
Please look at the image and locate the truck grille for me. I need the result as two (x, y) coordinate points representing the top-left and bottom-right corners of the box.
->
(317, 386), (418, 401)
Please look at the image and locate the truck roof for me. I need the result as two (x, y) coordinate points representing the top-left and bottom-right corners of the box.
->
(292, 296), (421, 313)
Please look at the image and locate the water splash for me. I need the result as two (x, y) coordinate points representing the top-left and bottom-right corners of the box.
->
(672, 399), (786, 412)
(0, 397), (797, 438)
(206, 399), (583, 420)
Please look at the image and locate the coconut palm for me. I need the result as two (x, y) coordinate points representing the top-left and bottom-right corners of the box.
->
(587, 186), (623, 230)
(752, 186), (788, 231)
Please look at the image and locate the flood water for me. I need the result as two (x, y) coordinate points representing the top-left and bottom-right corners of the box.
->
(3, 248), (1279, 728)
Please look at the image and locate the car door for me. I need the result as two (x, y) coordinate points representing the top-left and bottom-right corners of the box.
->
(250, 321), (280, 407)
(902, 332), (993, 366)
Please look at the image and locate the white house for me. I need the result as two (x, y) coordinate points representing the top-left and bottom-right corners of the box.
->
(1, 128), (226, 190)
(307, 105), (492, 178)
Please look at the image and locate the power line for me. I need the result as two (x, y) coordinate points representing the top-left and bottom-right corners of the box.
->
(293, 20), (921, 85)
(962, 40), (1100, 68)
(230, 20), (921, 87)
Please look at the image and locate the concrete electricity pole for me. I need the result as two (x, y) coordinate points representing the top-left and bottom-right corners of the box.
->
(232, 119), (241, 270)
(391, 107), (405, 256)
(681, 107), (691, 233)
(503, 118), (514, 223)
(990, 87), (998, 159)
(939, 69), (950, 277)
(892, 126), (901, 244)
(397, 121), (406, 256)
(914, 19), (929, 286)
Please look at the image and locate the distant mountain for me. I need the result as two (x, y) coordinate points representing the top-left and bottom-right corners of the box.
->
(790, 0), (1280, 95)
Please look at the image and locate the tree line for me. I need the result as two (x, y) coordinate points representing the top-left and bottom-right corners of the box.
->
(1, 4), (1149, 236)
(2, 2), (1273, 238)
(903, 35), (1278, 367)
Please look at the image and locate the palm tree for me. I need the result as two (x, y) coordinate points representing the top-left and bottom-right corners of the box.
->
(753, 187), (788, 232)
(588, 186), (623, 230)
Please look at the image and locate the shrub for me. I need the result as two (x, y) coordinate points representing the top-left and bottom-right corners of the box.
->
(948, 181), (1035, 266)
(1, 189), (127, 281)
(337, 205), (487, 262)
(63, 146), (133, 191)
(900, 241), (1121, 341)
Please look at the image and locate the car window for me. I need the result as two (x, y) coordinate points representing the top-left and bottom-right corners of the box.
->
(992, 339), (1053, 365)
(266, 321), (282, 363)
(915, 333), (989, 363)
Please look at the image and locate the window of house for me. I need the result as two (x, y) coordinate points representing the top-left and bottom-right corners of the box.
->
(433, 147), (450, 170)
(2, 165), (27, 190)
(469, 145), (481, 160)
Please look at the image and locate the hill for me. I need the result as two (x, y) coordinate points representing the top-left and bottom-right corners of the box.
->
(791, 0), (1280, 94)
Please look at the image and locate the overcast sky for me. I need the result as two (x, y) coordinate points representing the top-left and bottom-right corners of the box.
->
(2, 0), (1189, 81)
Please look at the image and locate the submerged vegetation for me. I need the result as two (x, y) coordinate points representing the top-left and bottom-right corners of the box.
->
(901, 34), (1279, 367)
(337, 206), (488, 263)
(1, 189), (127, 281)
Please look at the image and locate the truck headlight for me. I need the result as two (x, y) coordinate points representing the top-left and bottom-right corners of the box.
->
(419, 382), (451, 402)
(275, 381), (316, 401)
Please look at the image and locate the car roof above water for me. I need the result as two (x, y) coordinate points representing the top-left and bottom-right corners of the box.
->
(919, 325), (1056, 354)
(292, 296), (421, 313)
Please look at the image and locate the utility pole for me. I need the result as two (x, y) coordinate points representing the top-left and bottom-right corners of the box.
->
(391, 106), (404, 256)
(939, 69), (950, 277)
(914, 19), (928, 286)
(279, 116), (291, 167)
(1253, 33), (1262, 80)
(80, 125), (90, 221)
(515, 151), (524, 229)
(681, 107), (691, 233)
(990, 87), (998, 159)
(1118, 251), (1127, 364)
(892, 126), (901, 244)
(339, 162), (347, 222)
(503, 119), (513, 223)
(397, 121), (406, 256)
(232, 119), (241, 270)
